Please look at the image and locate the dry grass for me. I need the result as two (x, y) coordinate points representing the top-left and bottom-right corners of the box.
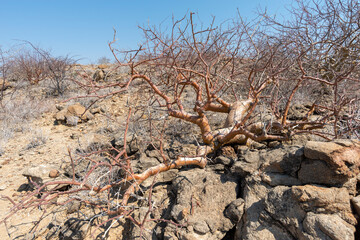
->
(0, 89), (53, 153)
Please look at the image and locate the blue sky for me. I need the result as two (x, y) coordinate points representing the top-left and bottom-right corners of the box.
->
(0, 0), (291, 64)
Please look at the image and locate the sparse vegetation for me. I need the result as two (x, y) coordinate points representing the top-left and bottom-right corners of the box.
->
(22, 42), (77, 96)
(0, 47), (11, 103)
(3, 42), (76, 96)
(97, 56), (112, 65)
(25, 129), (48, 150)
(0, 0), (359, 239)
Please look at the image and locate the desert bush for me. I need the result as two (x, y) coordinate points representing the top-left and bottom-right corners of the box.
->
(0, 127), (12, 156)
(23, 42), (77, 96)
(261, 0), (360, 139)
(25, 129), (48, 150)
(0, 48), (10, 102)
(0, 47), (19, 107)
(12, 48), (47, 84)
(1, 0), (359, 238)
(46, 55), (76, 96)
(6, 42), (76, 96)
(97, 56), (112, 65)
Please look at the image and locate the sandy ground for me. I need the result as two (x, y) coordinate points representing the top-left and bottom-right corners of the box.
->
(0, 93), (130, 239)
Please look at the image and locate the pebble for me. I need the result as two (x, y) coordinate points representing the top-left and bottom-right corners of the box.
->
(49, 169), (60, 178)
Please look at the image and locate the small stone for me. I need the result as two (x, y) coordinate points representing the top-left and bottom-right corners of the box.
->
(70, 133), (79, 139)
(49, 169), (60, 178)
(234, 145), (248, 154)
(93, 69), (105, 81)
(193, 220), (210, 234)
(23, 165), (54, 179)
(268, 141), (281, 148)
(54, 109), (67, 121)
(66, 201), (81, 214)
(161, 169), (178, 182)
(225, 198), (245, 223)
(210, 164), (226, 171)
(219, 146), (237, 160)
(55, 104), (64, 111)
(261, 172), (302, 186)
(55, 103), (94, 125)
(0, 183), (8, 191)
(98, 64), (108, 69)
(0, 79), (12, 90)
(89, 190), (97, 196)
(250, 141), (267, 149)
(90, 107), (103, 114)
(23, 165), (61, 187)
(215, 155), (233, 166)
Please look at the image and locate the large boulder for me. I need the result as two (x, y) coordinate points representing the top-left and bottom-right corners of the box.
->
(232, 145), (304, 185)
(264, 186), (307, 238)
(299, 140), (360, 186)
(231, 149), (261, 177)
(235, 175), (293, 240)
(291, 185), (356, 225)
(237, 183), (356, 240)
(234, 140), (360, 240)
(164, 169), (238, 240)
(302, 213), (355, 240)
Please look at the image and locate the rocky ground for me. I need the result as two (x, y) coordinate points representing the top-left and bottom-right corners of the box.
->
(0, 65), (360, 239)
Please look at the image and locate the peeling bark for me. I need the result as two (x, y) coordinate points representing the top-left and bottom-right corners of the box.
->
(224, 99), (254, 128)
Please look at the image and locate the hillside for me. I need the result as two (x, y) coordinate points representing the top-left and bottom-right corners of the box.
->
(0, 64), (359, 239)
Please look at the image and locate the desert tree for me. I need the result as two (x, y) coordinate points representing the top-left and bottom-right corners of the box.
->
(71, 0), (360, 206)
(1, 0), (360, 238)
(46, 54), (76, 96)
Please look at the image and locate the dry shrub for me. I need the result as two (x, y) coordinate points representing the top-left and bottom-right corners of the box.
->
(1, 1), (359, 238)
(5, 42), (76, 96)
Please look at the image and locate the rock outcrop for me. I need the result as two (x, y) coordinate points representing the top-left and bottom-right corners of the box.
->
(233, 140), (360, 240)
(31, 138), (360, 239)
(299, 140), (360, 186)
(54, 103), (94, 125)
(117, 140), (360, 239)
